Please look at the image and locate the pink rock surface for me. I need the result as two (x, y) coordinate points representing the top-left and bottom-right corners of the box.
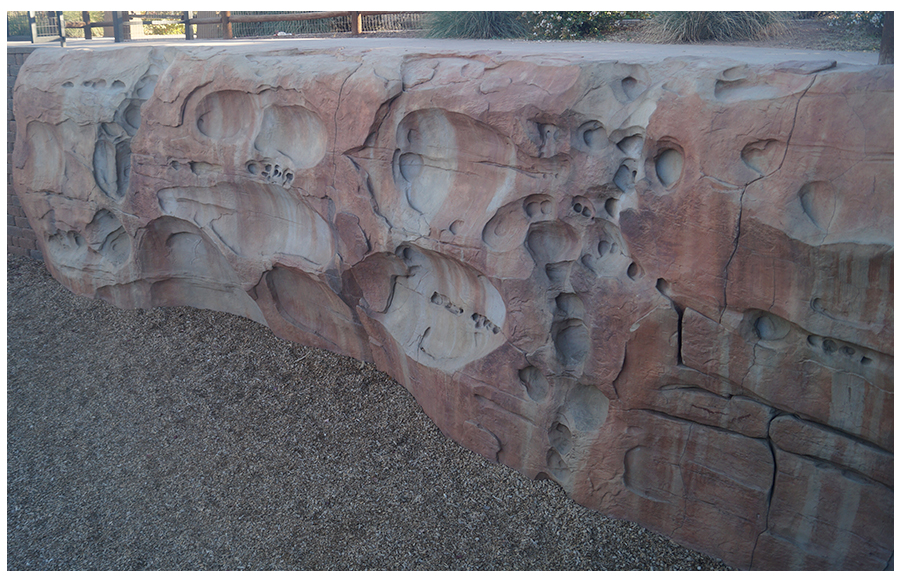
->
(12, 42), (893, 570)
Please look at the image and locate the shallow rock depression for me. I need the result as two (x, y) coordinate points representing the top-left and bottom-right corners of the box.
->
(12, 42), (893, 570)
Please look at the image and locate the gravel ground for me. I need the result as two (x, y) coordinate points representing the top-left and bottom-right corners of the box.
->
(7, 253), (731, 570)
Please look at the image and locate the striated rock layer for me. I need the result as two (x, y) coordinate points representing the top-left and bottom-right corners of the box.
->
(12, 42), (893, 570)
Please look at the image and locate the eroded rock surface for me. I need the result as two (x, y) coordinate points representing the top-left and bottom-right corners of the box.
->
(12, 42), (893, 570)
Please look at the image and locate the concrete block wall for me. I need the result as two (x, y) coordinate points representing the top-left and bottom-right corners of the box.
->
(7, 46), (42, 261)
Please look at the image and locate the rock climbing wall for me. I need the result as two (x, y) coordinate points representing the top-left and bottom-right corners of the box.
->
(12, 43), (893, 570)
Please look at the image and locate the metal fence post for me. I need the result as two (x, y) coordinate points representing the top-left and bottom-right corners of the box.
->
(56, 11), (66, 47)
(184, 11), (194, 40)
(28, 11), (37, 43)
(82, 11), (93, 40)
(112, 11), (124, 42)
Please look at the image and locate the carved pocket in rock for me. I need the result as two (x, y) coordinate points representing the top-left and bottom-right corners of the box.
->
(374, 245), (507, 373)
(93, 123), (132, 200)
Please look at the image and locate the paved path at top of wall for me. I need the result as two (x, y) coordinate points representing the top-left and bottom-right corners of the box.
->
(8, 36), (881, 66)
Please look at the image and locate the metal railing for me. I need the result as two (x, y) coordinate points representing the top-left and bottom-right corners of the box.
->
(188, 11), (426, 38)
(228, 11), (427, 37)
(12, 11), (427, 43)
(8, 11), (67, 45)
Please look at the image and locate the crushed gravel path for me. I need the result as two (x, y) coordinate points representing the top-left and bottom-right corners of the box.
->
(7, 254), (731, 570)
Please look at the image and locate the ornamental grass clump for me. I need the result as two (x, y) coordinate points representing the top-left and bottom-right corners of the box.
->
(646, 11), (788, 43)
(426, 11), (530, 39)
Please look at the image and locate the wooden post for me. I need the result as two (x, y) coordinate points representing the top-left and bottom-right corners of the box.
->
(222, 11), (233, 39)
(82, 11), (92, 40)
(184, 11), (194, 40)
(879, 11), (893, 65)
(56, 11), (66, 47)
(351, 11), (362, 35)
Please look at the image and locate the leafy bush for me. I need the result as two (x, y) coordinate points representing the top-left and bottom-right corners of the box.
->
(826, 11), (884, 33)
(7, 12), (31, 37)
(143, 20), (185, 37)
(526, 11), (650, 40)
(646, 12), (788, 43)
(426, 11), (529, 39)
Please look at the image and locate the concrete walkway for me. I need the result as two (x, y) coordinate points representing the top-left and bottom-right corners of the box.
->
(9, 36), (881, 67)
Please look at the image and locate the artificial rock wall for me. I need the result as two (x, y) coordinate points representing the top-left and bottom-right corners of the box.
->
(12, 43), (893, 570)
(7, 46), (42, 260)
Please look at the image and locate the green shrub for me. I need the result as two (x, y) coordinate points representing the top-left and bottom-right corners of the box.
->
(646, 12), (789, 43)
(426, 11), (529, 39)
(526, 11), (650, 40)
(143, 21), (185, 37)
(7, 12), (31, 37)
(826, 11), (884, 33)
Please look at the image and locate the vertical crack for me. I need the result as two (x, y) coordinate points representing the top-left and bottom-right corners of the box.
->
(750, 413), (780, 569)
(721, 185), (744, 315)
(676, 305), (684, 366)
(655, 278), (684, 366)
(721, 79), (814, 319)
(330, 63), (363, 191)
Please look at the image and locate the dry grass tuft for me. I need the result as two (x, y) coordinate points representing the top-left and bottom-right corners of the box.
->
(425, 11), (530, 39)
(644, 12), (789, 44)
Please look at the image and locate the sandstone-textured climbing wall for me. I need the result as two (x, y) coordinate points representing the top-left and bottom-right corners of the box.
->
(12, 43), (893, 570)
